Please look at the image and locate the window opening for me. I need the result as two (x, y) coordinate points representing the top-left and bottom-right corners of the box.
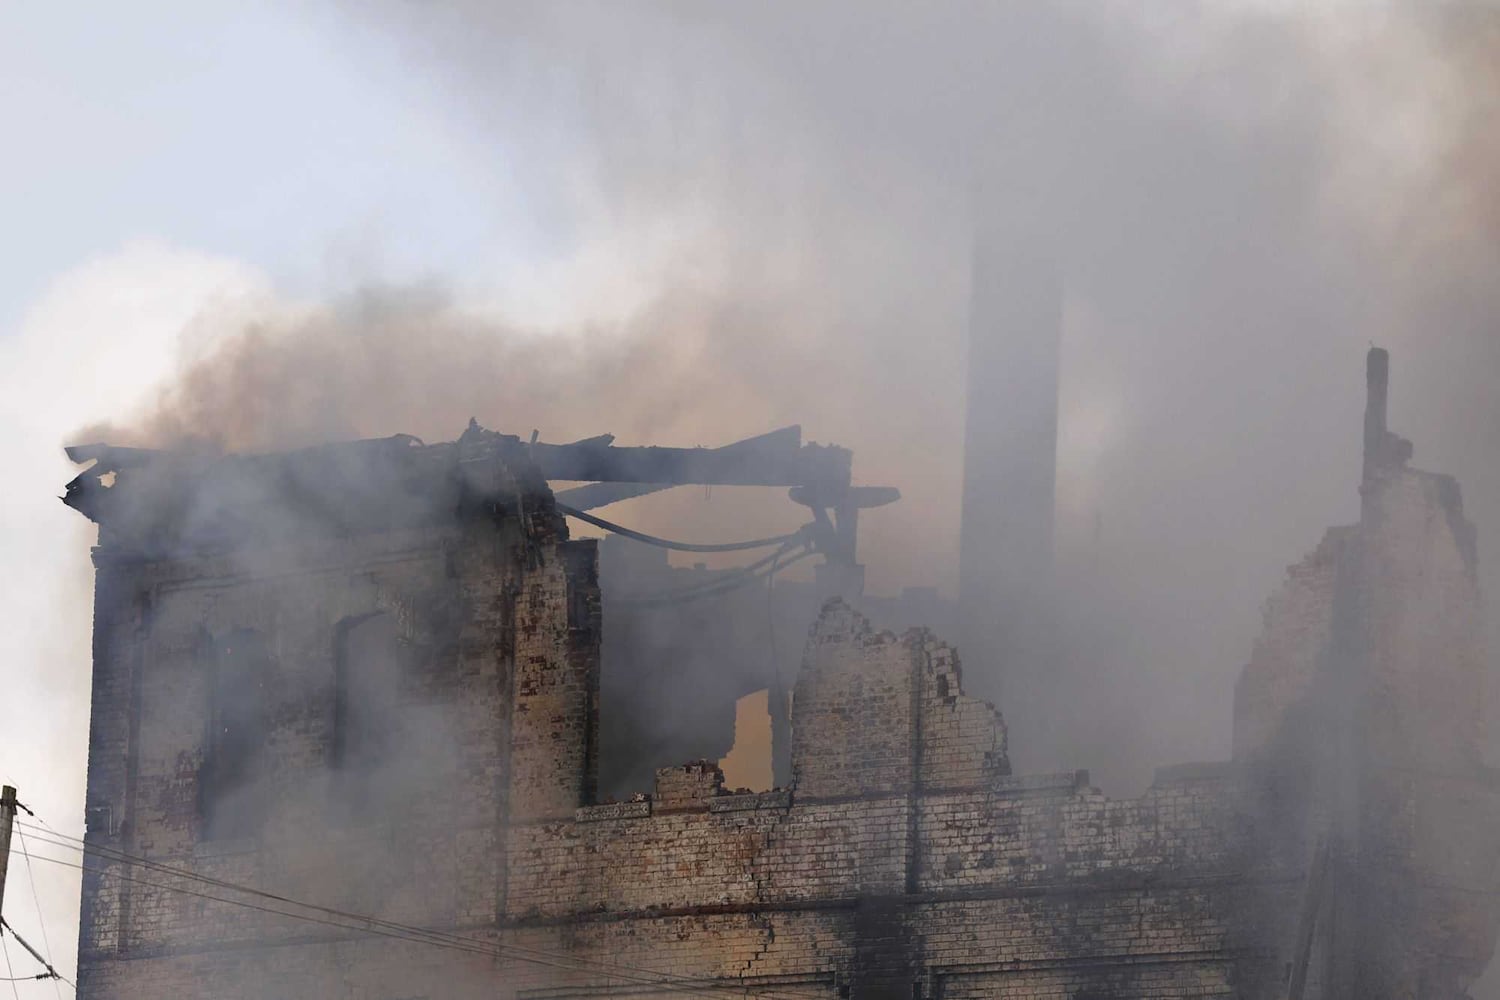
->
(201, 630), (270, 840)
(333, 613), (403, 812)
(718, 688), (774, 792)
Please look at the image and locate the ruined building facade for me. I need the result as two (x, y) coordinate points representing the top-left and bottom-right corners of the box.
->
(67, 352), (1499, 998)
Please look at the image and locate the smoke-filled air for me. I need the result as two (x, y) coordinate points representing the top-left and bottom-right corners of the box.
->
(83, 1), (1500, 780)
(4, 2), (1500, 998)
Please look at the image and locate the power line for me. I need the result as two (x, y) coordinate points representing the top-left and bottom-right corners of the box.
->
(13, 833), (63, 998)
(618, 544), (816, 609)
(0, 934), (19, 1000)
(557, 503), (811, 554)
(25, 847), (792, 1000)
(22, 850), (527, 970)
(0, 922), (67, 991)
(19, 826), (825, 1000)
(9, 815), (59, 846)
(622, 551), (810, 608)
(27, 846), (816, 1000)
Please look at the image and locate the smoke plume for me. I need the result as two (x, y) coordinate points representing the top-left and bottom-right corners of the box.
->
(85, 2), (1500, 801)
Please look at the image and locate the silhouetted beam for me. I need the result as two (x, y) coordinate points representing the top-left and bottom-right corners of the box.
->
(528, 425), (852, 490)
(552, 427), (866, 511)
(65, 427), (857, 499)
(553, 482), (676, 511)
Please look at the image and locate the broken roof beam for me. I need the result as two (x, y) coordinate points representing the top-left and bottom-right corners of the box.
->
(552, 482), (675, 512)
(62, 427), (861, 520)
(550, 427), (863, 511)
(528, 425), (853, 492)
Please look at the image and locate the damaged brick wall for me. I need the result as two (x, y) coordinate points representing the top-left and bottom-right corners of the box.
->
(76, 534), (1262, 1000)
(71, 431), (604, 994)
(504, 600), (1252, 995)
(791, 601), (1008, 800)
(67, 355), (1500, 999)
(1232, 350), (1500, 998)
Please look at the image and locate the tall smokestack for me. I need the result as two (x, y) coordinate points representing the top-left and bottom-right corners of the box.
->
(957, 219), (1062, 762)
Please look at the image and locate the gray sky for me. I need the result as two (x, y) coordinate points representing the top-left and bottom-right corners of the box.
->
(0, 2), (551, 329)
(4, 2), (1499, 993)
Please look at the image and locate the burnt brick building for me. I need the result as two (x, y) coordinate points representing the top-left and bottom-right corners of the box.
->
(64, 351), (1500, 998)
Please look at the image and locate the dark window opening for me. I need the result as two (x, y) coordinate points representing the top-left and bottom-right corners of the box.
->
(333, 613), (404, 813)
(200, 630), (270, 841)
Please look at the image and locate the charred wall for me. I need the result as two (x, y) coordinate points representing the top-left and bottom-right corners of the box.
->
(68, 357), (1500, 998)
(73, 430), (603, 989)
(77, 585), (1265, 998)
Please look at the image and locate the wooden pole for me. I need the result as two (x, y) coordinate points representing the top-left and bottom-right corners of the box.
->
(0, 786), (15, 928)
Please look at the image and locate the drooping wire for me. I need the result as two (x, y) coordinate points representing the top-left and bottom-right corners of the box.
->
(0, 796), (30, 1000)
(0, 921), (67, 991)
(16, 823), (826, 1000)
(23, 846), (807, 1000)
(22, 848), (813, 1000)
(0, 932), (19, 1000)
(12, 809), (58, 842)
(20, 850), (585, 986)
(617, 544), (816, 609)
(556, 503), (808, 554)
(14, 832), (63, 998)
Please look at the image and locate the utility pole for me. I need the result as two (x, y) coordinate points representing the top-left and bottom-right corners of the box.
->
(0, 785), (14, 929)
(0, 785), (15, 928)
(0, 786), (63, 987)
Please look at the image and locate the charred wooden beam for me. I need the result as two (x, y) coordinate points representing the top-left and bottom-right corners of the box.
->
(525, 425), (852, 492)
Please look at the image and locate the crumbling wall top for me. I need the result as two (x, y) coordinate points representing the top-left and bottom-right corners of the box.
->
(653, 761), (726, 809)
(792, 599), (1008, 799)
(62, 421), (561, 557)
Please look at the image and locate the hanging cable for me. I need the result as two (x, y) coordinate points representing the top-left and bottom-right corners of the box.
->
(0, 921), (67, 990)
(0, 933), (20, 1000)
(17, 823), (828, 1000)
(556, 503), (809, 554)
(24, 846), (810, 1000)
(14, 831), (63, 998)
(617, 545), (817, 609)
(620, 542), (799, 605)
